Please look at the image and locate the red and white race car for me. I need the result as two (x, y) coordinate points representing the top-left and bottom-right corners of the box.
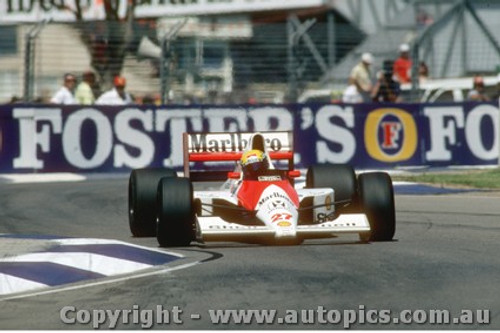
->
(128, 131), (395, 246)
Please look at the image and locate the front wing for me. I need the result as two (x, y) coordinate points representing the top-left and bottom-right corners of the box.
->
(196, 213), (370, 243)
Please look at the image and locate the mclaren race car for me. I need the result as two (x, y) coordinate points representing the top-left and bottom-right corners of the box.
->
(128, 131), (395, 246)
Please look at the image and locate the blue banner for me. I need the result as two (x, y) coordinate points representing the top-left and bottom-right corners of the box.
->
(0, 102), (498, 173)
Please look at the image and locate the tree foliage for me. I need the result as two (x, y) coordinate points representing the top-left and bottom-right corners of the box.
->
(57, 0), (137, 87)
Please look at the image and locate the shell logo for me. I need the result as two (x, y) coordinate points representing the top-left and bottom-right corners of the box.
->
(277, 221), (291, 227)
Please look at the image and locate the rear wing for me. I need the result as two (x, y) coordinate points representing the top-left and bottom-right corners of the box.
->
(183, 131), (294, 181)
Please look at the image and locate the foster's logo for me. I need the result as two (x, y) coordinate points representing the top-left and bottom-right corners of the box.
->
(365, 108), (417, 162)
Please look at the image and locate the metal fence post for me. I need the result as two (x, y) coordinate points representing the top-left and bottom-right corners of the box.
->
(23, 20), (49, 102)
(160, 19), (187, 105)
(23, 32), (34, 102)
(410, 41), (420, 103)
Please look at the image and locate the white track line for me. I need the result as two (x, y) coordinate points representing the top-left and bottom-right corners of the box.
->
(0, 173), (87, 183)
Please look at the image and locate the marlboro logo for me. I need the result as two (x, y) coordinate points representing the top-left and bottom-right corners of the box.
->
(188, 133), (289, 153)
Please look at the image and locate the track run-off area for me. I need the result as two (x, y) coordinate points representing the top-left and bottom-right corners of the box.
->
(0, 175), (499, 329)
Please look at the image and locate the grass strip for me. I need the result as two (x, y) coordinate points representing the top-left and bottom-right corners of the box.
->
(392, 168), (500, 189)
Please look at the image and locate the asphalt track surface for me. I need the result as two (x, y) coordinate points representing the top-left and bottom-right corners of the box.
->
(1, 177), (500, 329)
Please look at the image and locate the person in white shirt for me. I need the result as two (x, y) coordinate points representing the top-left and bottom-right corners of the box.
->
(342, 84), (363, 103)
(95, 76), (133, 105)
(50, 73), (77, 104)
(348, 52), (374, 102)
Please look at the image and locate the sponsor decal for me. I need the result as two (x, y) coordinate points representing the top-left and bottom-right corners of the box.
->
(364, 108), (418, 162)
(258, 175), (282, 182)
(316, 212), (335, 223)
(190, 133), (249, 153)
(267, 199), (287, 212)
(258, 192), (294, 207)
(277, 221), (292, 227)
(188, 132), (288, 153)
(271, 213), (292, 223)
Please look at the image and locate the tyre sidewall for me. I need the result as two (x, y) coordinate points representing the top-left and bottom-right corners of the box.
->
(129, 168), (177, 237)
(358, 172), (395, 241)
(157, 177), (195, 247)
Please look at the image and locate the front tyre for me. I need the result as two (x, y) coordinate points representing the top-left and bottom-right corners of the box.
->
(358, 172), (395, 242)
(128, 168), (177, 237)
(157, 177), (196, 247)
(306, 164), (357, 204)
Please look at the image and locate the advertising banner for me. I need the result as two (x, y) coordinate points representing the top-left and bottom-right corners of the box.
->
(0, 102), (498, 173)
(0, 0), (325, 24)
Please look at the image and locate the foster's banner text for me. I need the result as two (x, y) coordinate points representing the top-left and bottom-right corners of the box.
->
(0, 102), (498, 173)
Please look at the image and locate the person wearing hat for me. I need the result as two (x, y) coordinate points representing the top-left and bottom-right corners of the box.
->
(96, 76), (133, 105)
(346, 52), (374, 102)
(393, 43), (412, 83)
(75, 70), (96, 105)
(467, 76), (490, 102)
(50, 73), (77, 104)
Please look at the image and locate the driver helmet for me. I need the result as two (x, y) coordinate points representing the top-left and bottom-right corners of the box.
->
(240, 149), (269, 177)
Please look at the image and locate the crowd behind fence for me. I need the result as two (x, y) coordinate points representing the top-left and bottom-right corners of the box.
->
(0, 14), (499, 105)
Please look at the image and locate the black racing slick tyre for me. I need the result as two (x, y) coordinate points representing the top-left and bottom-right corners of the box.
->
(305, 164), (357, 204)
(128, 168), (177, 237)
(157, 177), (196, 247)
(358, 172), (395, 242)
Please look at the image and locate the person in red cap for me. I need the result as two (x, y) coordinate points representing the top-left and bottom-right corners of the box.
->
(393, 43), (412, 83)
(96, 75), (133, 105)
(467, 76), (490, 101)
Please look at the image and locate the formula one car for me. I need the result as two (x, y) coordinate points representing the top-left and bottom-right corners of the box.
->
(128, 131), (395, 247)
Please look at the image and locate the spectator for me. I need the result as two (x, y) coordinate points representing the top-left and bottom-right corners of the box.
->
(142, 95), (155, 105)
(75, 70), (96, 105)
(416, 8), (434, 28)
(418, 61), (430, 83)
(342, 83), (363, 103)
(349, 52), (374, 102)
(467, 76), (490, 102)
(372, 61), (402, 103)
(50, 73), (77, 104)
(393, 44), (412, 83)
(95, 76), (133, 105)
(9, 96), (22, 104)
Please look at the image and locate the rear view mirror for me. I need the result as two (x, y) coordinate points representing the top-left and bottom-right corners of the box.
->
(288, 170), (301, 178)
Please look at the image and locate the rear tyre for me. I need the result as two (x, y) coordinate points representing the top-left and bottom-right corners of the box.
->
(358, 172), (395, 242)
(128, 168), (177, 237)
(157, 177), (196, 247)
(306, 164), (357, 204)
